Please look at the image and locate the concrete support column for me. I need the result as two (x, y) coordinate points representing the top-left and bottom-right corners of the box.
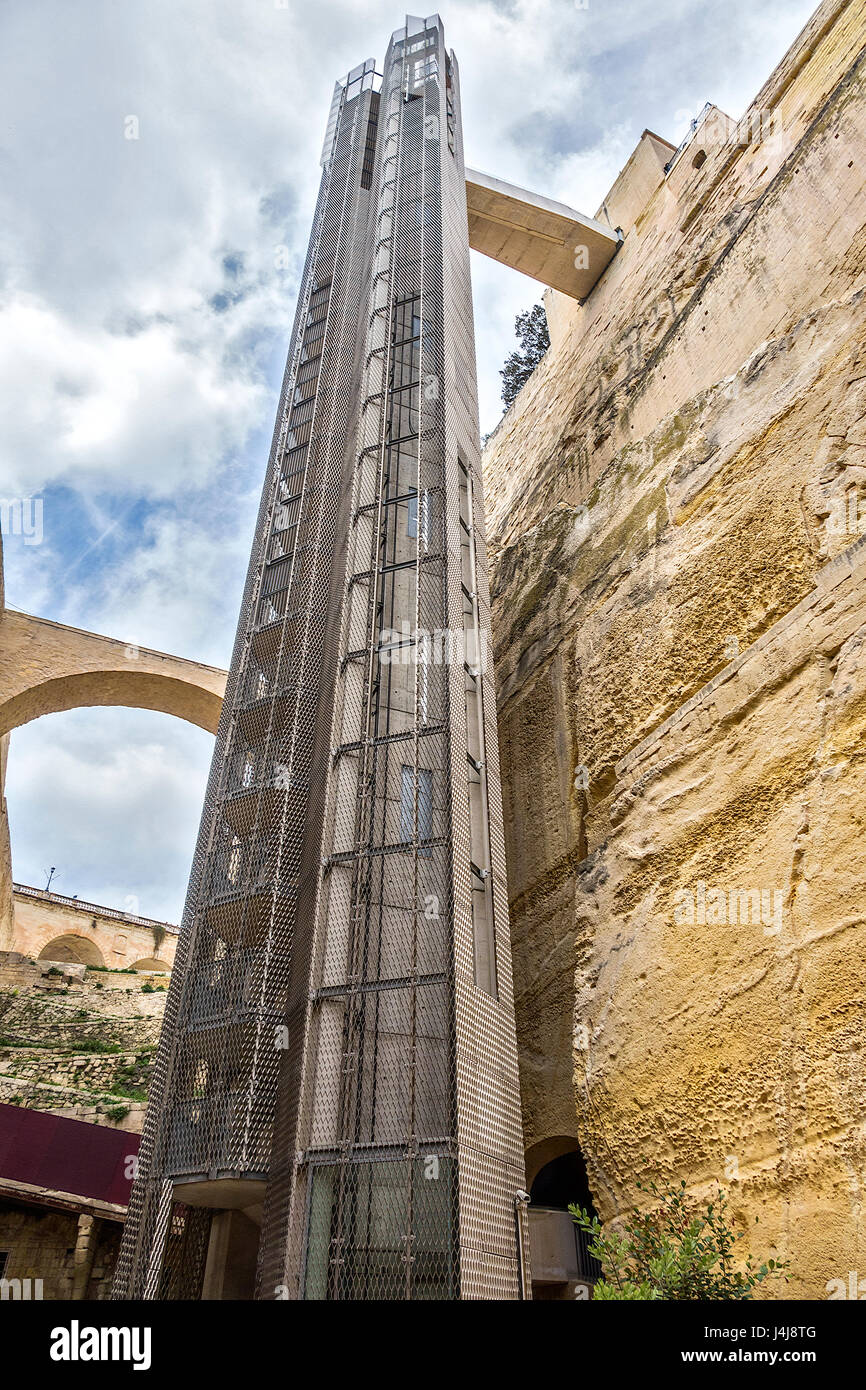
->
(201, 1210), (259, 1300)
(71, 1213), (99, 1300)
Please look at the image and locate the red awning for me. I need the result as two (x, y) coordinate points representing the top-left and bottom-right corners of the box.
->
(0, 1103), (139, 1208)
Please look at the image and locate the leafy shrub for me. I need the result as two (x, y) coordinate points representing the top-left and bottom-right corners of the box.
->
(103, 1103), (131, 1124)
(570, 1178), (788, 1300)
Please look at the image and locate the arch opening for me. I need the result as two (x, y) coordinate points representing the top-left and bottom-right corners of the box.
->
(0, 607), (225, 950)
(37, 934), (105, 968)
(530, 1146), (596, 1215)
(4, 706), (215, 955)
(526, 1139), (601, 1300)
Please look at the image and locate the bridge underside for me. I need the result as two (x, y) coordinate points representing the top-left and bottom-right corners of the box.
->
(465, 167), (622, 300)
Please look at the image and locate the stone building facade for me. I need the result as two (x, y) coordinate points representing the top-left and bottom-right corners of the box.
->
(10, 883), (179, 973)
(0, 1199), (122, 1301)
(482, 0), (866, 1299)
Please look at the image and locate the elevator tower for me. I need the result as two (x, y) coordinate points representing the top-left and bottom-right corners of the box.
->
(114, 13), (527, 1301)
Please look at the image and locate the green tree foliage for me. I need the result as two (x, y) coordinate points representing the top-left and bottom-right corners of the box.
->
(500, 302), (550, 407)
(569, 1178), (789, 1300)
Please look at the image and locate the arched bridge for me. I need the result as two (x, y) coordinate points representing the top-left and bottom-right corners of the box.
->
(0, 606), (227, 951)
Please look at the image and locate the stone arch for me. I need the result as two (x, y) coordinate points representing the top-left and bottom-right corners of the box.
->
(0, 606), (227, 951)
(530, 1143), (597, 1216)
(526, 1135), (601, 1299)
(0, 610), (225, 739)
(1, 670), (222, 736)
(11, 886), (180, 973)
(37, 933), (105, 967)
(525, 1135), (584, 1189)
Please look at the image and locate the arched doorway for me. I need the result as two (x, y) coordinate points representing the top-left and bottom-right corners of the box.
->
(530, 1146), (596, 1213)
(526, 1137), (601, 1300)
(4, 706), (216, 955)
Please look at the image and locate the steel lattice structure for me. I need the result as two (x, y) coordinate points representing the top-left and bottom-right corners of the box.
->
(113, 13), (528, 1302)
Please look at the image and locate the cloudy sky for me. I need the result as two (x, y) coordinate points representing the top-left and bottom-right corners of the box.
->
(0, 0), (816, 923)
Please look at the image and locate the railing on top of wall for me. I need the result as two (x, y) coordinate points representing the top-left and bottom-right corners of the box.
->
(12, 882), (179, 936)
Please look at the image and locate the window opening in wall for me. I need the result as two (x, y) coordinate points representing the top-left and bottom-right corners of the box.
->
(400, 765), (433, 855)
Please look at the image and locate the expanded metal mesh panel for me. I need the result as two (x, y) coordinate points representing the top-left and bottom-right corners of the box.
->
(156, 1204), (212, 1301)
(114, 75), (380, 1300)
(115, 13), (527, 1302)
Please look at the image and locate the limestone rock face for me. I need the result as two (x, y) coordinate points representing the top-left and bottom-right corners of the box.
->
(483, 0), (866, 1296)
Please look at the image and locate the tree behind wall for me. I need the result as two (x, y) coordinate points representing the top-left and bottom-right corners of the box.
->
(500, 303), (550, 408)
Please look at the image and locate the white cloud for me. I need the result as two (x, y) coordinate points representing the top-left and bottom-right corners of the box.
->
(6, 707), (214, 923)
(0, 296), (270, 498)
(65, 508), (255, 665)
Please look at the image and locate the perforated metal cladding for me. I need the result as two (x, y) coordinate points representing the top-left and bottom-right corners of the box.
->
(115, 14), (527, 1303)
(114, 79), (379, 1299)
(156, 1204), (212, 1300)
(438, 44), (527, 1301)
(256, 17), (526, 1302)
